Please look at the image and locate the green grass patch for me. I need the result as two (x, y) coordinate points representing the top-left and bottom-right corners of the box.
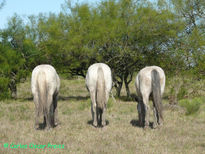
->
(179, 97), (205, 115)
(62, 107), (73, 115)
(78, 101), (90, 111)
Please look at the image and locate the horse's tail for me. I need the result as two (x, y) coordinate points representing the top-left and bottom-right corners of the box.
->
(36, 72), (47, 117)
(151, 69), (163, 121)
(96, 67), (106, 110)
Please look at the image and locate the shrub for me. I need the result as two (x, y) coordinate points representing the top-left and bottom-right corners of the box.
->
(0, 77), (10, 99)
(177, 85), (188, 100)
(179, 97), (204, 115)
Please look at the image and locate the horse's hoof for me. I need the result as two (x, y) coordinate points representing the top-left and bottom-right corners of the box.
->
(143, 124), (150, 130)
(158, 123), (163, 129)
(45, 126), (52, 131)
(55, 121), (61, 126)
(34, 125), (39, 130)
(152, 123), (157, 129)
(93, 122), (98, 127)
(102, 122), (106, 127)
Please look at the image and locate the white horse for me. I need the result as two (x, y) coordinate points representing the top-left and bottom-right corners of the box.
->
(86, 63), (112, 127)
(31, 64), (60, 130)
(135, 66), (165, 128)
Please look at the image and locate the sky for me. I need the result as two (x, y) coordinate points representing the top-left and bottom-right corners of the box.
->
(0, 0), (100, 29)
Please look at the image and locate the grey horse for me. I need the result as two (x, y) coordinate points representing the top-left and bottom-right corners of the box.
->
(135, 66), (165, 128)
(86, 63), (112, 127)
(31, 64), (60, 130)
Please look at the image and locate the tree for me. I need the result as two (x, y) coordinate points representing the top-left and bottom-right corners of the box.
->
(0, 44), (26, 98)
(0, 14), (38, 98)
(58, 0), (185, 97)
(171, 0), (205, 78)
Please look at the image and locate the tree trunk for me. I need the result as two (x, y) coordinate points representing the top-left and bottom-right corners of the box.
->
(124, 81), (130, 98)
(9, 80), (17, 99)
(113, 75), (123, 98)
(124, 72), (133, 98)
(115, 82), (123, 97)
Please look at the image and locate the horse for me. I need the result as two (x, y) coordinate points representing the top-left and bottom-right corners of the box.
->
(86, 63), (112, 127)
(135, 66), (165, 129)
(31, 64), (60, 130)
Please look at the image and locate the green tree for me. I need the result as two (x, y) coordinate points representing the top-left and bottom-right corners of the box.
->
(171, 0), (205, 78)
(0, 14), (38, 98)
(0, 44), (26, 98)
(59, 0), (185, 97)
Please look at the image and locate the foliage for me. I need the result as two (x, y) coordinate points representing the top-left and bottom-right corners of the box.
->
(0, 77), (10, 99)
(0, 44), (27, 98)
(179, 97), (204, 115)
(0, 0), (205, 99)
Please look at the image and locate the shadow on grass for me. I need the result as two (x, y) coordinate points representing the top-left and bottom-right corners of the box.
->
(20, 95), (90, 102)
(59, 96), (90, 101)
(37, 123), (46, 130)
(130, 119), (154, 128)
(130, 119), (142, 128)
(117, 95), (135, 102)
(36, 122), (58, 130)
(87, 120), (109, 128)
(18, 97), (33, 102)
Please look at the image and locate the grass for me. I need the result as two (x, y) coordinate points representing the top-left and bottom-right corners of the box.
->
(0, 77), (205, 153)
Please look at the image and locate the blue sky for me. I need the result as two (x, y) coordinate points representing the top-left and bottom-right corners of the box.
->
(0, 0), (100, 29)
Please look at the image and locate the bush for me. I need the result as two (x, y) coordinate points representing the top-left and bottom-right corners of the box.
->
(177, 85), (188, 100)
(0, 77), (10, 99)
(179, 97), (204, 115)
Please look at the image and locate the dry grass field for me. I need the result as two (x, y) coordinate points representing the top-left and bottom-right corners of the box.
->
(0, 76), (205, 154)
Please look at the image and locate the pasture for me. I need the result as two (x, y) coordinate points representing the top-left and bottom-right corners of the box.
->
(0, 77), (205, 154)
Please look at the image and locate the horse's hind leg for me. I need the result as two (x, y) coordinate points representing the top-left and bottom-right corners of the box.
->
(137, 101), (144, 127)
(53, 93), (59, 126)
(34, 94), (40, 129)
(102, 106), (106, 127)
(34, 108), (40, 129)
(102, 94), (109, 127)
(45, 94), (54, 129)
(153, 106), (158, 129)
(143, 96), (150, 128)
(43, 116), (46, 126)
(152, 100), (163, 127)
(90, 91), (97, 127)
(97, 107), (100, 125)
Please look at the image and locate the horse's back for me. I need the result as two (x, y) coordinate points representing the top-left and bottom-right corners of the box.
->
(86, 63), (112, 92)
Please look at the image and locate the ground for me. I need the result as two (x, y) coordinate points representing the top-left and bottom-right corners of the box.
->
(0, 77), (205, 154)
